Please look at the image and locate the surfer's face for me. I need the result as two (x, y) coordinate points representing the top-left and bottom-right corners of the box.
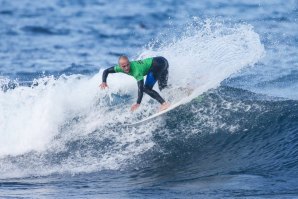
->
(119, 59), (130, 73)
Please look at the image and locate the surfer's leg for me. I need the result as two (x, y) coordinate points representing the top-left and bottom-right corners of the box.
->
(151, 57), (169, 91)
(145, 64), (169, 105)
(144, 72), (157, 89)
(143, 86), (165, 104)
(158, 68), (168, 91)
(144, 72), (165, 103)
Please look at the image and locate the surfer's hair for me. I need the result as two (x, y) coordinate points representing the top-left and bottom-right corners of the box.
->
(118, 55), (129, 62)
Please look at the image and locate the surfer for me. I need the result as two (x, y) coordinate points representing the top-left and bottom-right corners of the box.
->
(99, 56), (170, 112)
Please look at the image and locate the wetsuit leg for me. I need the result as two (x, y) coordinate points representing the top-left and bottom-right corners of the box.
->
(158, 70), (168, 90)
(144, 71), (157, 89)
(158, 59), (169, 91)
(143, 86), (165, 104)
(151, 57), (169, 91)
(144, 71), (165, 104)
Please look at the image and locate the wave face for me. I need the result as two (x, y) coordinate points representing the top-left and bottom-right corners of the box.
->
(0, 22), (264, 167)
(0, 0), (297, 198)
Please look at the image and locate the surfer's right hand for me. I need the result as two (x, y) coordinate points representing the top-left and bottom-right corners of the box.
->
(99, 82), (108, 89)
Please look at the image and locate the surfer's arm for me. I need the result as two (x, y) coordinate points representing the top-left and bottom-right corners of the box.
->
(136, 80), (144, 104)
(102, 67), (116, 83)
(130, 80), (144, 111)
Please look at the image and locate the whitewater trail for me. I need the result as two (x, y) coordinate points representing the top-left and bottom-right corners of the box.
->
(0, 20), (264, 178)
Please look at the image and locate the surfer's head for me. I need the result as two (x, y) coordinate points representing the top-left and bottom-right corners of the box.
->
(118, 55), (130, 73)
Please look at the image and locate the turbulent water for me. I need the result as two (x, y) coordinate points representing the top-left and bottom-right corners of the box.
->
(0, 0), (297, 198)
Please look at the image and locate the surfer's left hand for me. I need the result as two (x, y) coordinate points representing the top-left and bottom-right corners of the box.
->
(131, 104), (140, 112)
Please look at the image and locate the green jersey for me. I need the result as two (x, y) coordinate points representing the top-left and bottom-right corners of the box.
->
(114, 58), (153, 81)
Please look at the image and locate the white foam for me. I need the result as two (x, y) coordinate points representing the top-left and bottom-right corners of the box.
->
(139, 20), (265, 98)
(0, 75), (102, 156)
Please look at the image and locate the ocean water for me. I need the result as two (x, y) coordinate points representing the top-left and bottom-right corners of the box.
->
(0, 0), (298, 198)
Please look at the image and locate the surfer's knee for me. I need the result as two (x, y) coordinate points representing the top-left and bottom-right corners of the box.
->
(143, 85), (151, 93)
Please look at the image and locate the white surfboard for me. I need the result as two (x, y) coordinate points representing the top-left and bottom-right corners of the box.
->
(130, 100), (187, 125)
(127, 90), (204, 126)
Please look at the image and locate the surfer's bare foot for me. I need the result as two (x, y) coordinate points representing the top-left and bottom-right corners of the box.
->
(159, 102), (170, 111)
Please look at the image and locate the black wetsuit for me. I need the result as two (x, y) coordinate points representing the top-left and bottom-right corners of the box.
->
(102, 56), (169, 104)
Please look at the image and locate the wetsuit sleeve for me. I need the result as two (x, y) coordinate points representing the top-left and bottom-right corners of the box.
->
(136, 80), (144, 104)
(102, 67), (116, 83)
